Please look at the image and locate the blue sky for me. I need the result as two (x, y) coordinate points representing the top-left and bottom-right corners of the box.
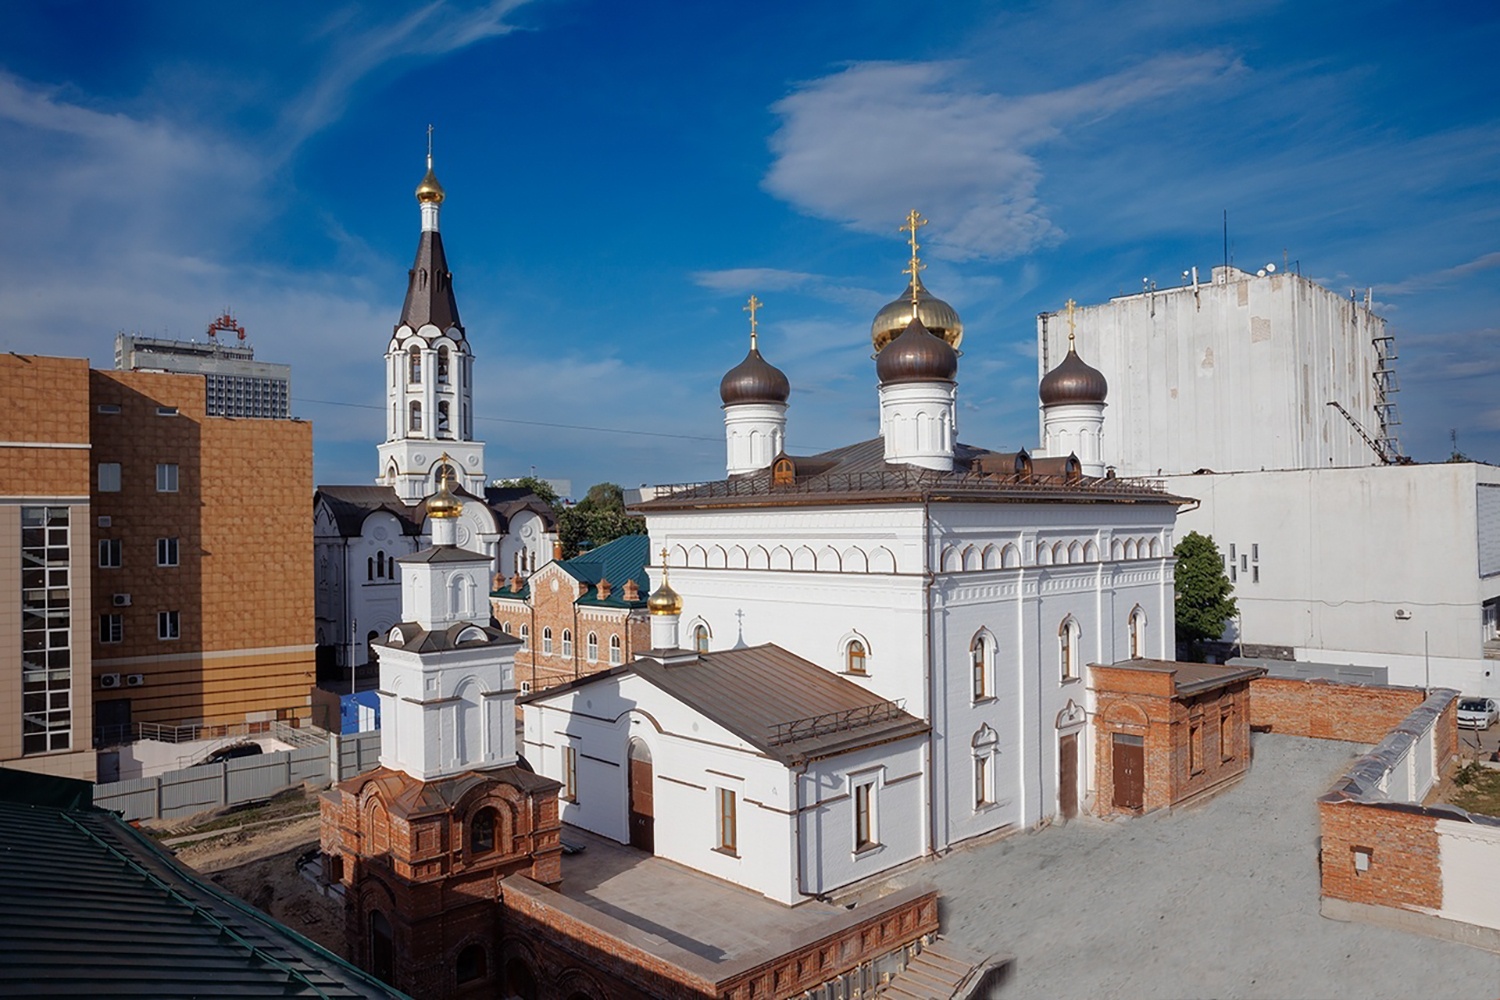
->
(1, 1), (1496, 492)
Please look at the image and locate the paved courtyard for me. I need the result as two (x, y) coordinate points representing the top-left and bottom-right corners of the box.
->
(880, 733), (1500, 999)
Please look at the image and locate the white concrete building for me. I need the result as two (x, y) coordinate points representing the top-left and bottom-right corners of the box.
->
(314, 152), (556, 674)
(1039, 266), (1396, 478)
(1168, 462), (1500, 697)
(523, 258), (1185, 901)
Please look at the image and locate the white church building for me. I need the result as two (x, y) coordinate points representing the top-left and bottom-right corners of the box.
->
(314, 152), (556, 674)
(524, 220), (1187, 902)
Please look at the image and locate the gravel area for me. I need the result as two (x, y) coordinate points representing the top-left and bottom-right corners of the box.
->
(889, 733), (1500, 1000)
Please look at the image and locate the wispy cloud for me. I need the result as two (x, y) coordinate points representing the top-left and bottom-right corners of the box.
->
(1382, 251), (1500, 296)
(764, 54), (1242, 261)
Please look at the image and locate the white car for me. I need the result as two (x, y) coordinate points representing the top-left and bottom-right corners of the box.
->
(1458, 697), (1499, 730)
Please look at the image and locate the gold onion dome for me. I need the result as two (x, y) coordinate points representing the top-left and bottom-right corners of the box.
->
(871, 276), (963, 353)
(877, 316), (959, 385)
(647, 567), (683, 616)
(426, 462), (463, 518)
(1039, 348), (1108, 406)
(415, 163), (445, 204)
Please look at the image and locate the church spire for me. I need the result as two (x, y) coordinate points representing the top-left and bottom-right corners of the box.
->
(398, 127), (462, 336)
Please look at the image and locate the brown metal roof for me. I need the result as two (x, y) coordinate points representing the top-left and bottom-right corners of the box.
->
(635, 437), (1186, 512)
(397, 229), (462, 335)
(1100, 658), (1267, 696)
(527, 643), (928, 765)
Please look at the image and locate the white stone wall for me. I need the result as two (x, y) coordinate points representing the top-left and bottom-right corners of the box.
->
(1167, 462), (1500, 697)
(1041, 267), (1385, 477)
(377, 640), (517, 780)
(723, 402), (787, 475)
(1438, 819), (1500, 932)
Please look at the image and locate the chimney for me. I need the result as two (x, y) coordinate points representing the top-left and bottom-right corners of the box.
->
(623, 579), (640, 602)
(597, 577), (613, 600)
(510, 574), (523, 593)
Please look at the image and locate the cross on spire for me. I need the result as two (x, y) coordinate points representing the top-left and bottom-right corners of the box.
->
(900, 210), (929, 313)
(744, 294), (762, 350)
(1065, 298), (1078, 348)
(426, 123), (434, 168)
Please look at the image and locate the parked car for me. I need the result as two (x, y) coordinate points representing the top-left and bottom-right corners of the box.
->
(205, 742), (264, 764)
(1457, 698), (1499, 730)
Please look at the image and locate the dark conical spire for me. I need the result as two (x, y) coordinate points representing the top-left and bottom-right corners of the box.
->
(398, 229), (463, 335)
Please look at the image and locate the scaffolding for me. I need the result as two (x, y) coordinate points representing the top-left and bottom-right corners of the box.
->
(1372, 331), (1403, 460)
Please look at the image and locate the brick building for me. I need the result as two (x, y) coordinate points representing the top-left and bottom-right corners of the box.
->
(1090, 659), (1264, 816)
(490, 534), (652, 693)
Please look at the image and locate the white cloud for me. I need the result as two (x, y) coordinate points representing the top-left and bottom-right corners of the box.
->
(764, 54), (1241, 261)
(1382, 251), (1500, 296)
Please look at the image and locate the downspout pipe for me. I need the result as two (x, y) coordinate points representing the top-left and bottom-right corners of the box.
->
(922, 491), (938, 857)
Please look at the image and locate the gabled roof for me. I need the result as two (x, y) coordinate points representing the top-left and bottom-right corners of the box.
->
(0, 796), (402, 998)
(525, 643), (928, 765)
(483, 487), (560, 531)
(560, 534), (651, 608)
(315, 485), (424, 537)
(634, 437), (1187, 512)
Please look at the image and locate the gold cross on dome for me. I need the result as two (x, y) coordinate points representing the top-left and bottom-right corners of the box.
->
(1065, 298), (1078, 348)
(900, 210), (928, 310)
(744, 294), (762, 349)
(426, 123), (434, 166)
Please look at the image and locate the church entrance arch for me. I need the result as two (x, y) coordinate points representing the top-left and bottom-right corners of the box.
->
(627, 739), (654, 853)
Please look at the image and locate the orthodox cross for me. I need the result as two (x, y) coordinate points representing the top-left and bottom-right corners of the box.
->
(744, 294), (762, 350)
(900, 210), (928, 311)
(426, 123), (435, 167)
(1064, 298), (1078, 348)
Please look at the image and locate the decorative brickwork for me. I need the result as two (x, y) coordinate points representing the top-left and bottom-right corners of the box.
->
(1091, 661), (1260, 817)
(1249, 676), (1428, 743)
(492, 564), (650, 695)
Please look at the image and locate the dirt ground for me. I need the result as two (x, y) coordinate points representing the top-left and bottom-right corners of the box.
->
(170, 812), (349, 957)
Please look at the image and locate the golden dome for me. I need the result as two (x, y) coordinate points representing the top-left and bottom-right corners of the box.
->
(415, 162), (445, 205)
(871, 276), (963, 353)
(647, 561), (683, 616)
(426, 459), (462, 519)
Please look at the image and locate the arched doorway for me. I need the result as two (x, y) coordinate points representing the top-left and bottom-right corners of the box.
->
(369, 909), (394, 984)
(627, 739), (654, 853)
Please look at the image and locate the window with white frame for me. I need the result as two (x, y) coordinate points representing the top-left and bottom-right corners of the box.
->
(561, 629), (573, 658)
(542, 627), (553, 655)
(1059, 617), (1080, 681)
(1129, 607), (1146, 659)
(853, 779), (878, 851)
(519, 624), (529, 650)
(158, 610), (180, 640)
(586, 631), (598, 662)
(98, 538), (122, 568)
(609, 633), (622, 665)
(972, 724), (999, 809)
(716, 787), (737, 854)
(156, 463), (178, 493)
(99, 613), (123, 644)
(970, 631), (993, 700)
(156, 537), (179, 567)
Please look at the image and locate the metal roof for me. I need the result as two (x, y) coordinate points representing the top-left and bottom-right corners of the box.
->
(397, 229), (462, 335)
(0, 795), (405, 998)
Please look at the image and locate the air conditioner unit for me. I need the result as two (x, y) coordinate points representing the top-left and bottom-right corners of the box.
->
(113, 593), (131, 607)
(1394, 608), (1412, 620)
(100, 674), (122, 689)
(125, 674), (145, 688)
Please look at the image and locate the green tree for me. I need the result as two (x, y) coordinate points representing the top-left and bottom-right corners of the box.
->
(557, 481), (646, 558)
(494, 476), (561, 512)
(1173, 531), (1237, 653)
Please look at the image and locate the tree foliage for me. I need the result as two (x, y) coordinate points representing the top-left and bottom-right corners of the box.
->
(494, 476), (561, 511)
(1173, 531), (1237, 649)
(558, 481), (645, 558)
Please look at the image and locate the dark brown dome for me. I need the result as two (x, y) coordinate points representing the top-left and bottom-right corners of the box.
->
(877, 317), (958, 385)
(1039, 348), (1108, 405)
(720, 346), (790, 406)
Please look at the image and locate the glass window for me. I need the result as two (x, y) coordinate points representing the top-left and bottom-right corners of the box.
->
(854, 781), (877, 851)
(1059, 618), (1080, 681)
(693, 624), (709, 654)
(470, 808), (496, 854)
(99, 613), (123, 644)
(846, 639), (867, 675)
(542, 627), (553, 655)
(98, 538), (121, 568)
(586, 632), (598, 662)
(519, 624), (529, 651)
(1129, 608), (1146, 659)
(158, 610), (180, 640)
(437, 346), (451, 384)
(975, 754), (991, 808)
(561, 629), (572, 658)
(563, 745), (578, 802)
(157, 537), (179, 567)
(970, 633), (990, 700)
(409, 345), (422, 383)
(609, 634), (622, 665)
(21, 507), (72, 754)
(98, 463), (121, 492)
(156, 464), (178, 492)
(409, 401), (422, 433)
(717, 787), (737, 853)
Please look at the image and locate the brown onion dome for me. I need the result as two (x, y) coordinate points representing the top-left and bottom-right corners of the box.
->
(877, 317), (959, 385)
(871, 276), (963, 353)
(719, 346), (790, 406)
(1039, 348), (1108, 406)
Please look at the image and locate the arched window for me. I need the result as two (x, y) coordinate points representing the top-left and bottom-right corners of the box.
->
(376, 551), (386, 578)
(846, 639), (867, 675)
(586, 631), (598, 662)
(367, 556), (374, 581)
(457, 943), (487, 984)
(432, 462), (454, 487)
(408, 345), (422, 384)
(692, 623), (709, 654)
(470, 808), (496, 854)
(972, 724), (999, 809)
(561, 629), (573, 658)
(970, 632), (993, 700)
(369, 909), (394, 984)
(542, 627), (553, 655)
(773, 457), (795, 485)
(1060, 617), (1081, 681)
(519, 623), (529, 650)
(1129, 607), (1147, 659)
(437, 400), (451, 437)
(437, 346), (451, 384)
(409, 401), (422, 433)
(609, 633), (622, 665)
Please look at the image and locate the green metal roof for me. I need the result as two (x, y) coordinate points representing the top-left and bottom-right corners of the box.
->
(0, 778), (405, 998)
(561, 534), (651, 608)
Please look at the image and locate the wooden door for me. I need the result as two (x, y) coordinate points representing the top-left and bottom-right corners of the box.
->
(1059, 733), (1079, 820)
(628, 740), (654, 853)
(1112, 733), (1144, 810)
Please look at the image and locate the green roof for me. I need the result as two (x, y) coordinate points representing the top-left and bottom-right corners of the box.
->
(562, 534), (652, 608)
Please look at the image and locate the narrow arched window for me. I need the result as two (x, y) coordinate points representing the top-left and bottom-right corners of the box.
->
(367, 556), (374, 581)
(846, 639), (867, 675)
(561, 629), (573, 658)
(586, 632), (598, 662)
(437, 400), (451, 437)
(470, 808), (496, 854)
(693, 624), (709, 654)
(609, 633), (622, 665)
(409, 345), (422, 384)
(437, 345), (451, 384)
(971, 632), (992, 700)
(542, 627), (553, 655)
(1060, 617), (1081, 681)
(409, 401), (422, 433)
(376, 551), (386, 578)
(519, 623), (529, 650)
(1129, 607), (1147, 659)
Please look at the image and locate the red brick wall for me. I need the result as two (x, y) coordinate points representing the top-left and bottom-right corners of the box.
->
(1250, 677), (1427, 743)
(1318, 800), (1442, 912)
(492, 580), (647, 696)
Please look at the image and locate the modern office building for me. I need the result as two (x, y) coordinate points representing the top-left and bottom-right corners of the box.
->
(115, 318), (291, 419)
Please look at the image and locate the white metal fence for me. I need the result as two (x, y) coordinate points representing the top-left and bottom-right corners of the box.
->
(93, 730), (382, 822)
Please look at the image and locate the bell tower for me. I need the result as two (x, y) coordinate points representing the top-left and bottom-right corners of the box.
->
(377, 128), (487, 503)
